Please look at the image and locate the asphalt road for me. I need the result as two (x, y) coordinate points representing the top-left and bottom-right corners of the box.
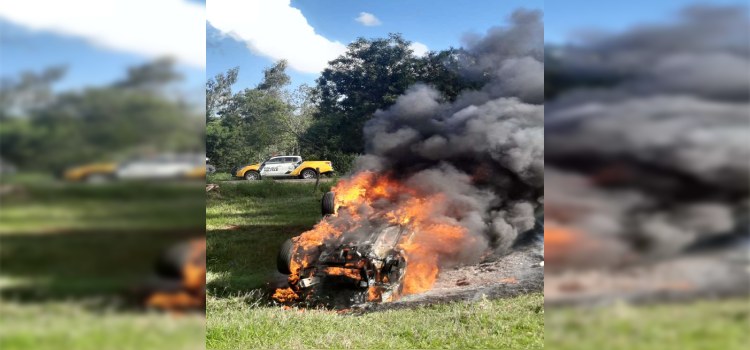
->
(218, 178), (335, 184)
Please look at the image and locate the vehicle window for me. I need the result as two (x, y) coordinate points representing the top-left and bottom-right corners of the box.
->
(284, 157), (296, 162)
(267, 158), (281, 163)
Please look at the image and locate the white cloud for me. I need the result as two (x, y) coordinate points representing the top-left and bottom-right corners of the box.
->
(0, 0), (206, 68)
(355, 12), (382, 27)
(410, 42), (429, 57)
(207, 0), (347, 74)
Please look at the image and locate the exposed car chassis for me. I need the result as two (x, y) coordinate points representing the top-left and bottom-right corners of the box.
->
(299, 226), (410, 306)
(278, 192), (412, 307)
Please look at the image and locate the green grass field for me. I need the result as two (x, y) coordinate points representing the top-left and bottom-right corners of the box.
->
(205, 181), (544, 349)
(0, 182), (205, 233)
(0, 302), (205, 350)
(0, 178), (206, 350)
(547, 299), (750, 350)
(206, 172), (233, 182)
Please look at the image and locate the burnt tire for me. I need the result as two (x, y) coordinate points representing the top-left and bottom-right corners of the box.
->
(277, 238), (295, 275)
(321, 191), (336, 216)
(155, 241), (192, 279)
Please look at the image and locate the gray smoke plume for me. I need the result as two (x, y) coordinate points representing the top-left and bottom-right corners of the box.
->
(354, 9), (544, 254)
(546, 5), (749, 264)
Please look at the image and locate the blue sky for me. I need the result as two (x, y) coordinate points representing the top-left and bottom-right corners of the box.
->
(207, 0), (543, 92)
(208, 0), (748, 92)
(0, 0), (206, 94)
(545, 0), (748, 43)
(2, 0), (746, 94)
(0, 21), (205, 92)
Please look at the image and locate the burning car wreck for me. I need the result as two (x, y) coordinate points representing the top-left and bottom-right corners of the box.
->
(273, 185), (545, 310)
(271, 9), (546, 310)
(135, 238), (207, 312)
(278, 223), (410, 307)
(274, 191), (413, 308)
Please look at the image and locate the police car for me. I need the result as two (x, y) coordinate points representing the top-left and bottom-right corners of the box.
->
(233, 156), (334, 180)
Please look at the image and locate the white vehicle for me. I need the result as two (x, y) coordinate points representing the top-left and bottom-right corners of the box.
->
(116, 154), (204, 180)
(233, 156), (334, 180)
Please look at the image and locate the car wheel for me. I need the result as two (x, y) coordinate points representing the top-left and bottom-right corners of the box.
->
(277, 238), (296, 275)
(321, 191), (336, 216)
(244, 171), (260, 181)
(86, 173), (111, 184)
(301, 169), (316, 180)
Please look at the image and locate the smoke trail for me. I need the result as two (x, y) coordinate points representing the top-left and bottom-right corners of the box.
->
(546, 5), (749, 262)
(355, 9), (545, 254)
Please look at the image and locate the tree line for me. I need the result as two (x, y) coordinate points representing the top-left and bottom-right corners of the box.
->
(206, 34), (482, 174)
(0, 59), (204, 172)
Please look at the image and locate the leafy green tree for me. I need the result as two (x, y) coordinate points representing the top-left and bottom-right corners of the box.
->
(206, 37), (482, 174)
(0, 66), (66, 118)
(206, 67), (239, 123)
(257, 59), (291, 94)
(207, 61), (311, 171)
(418, 48), (483, 102)
(304, 34), (481, 156)
(114, 58), (183, 91)
(0, 60), (203, 172)
(279, 84), (316, 156)
(308, 34), (419, 154)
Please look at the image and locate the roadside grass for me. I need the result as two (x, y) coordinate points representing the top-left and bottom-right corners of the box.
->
(0, 172), (53, 185)
(0, 302), (205, 350)
(207, 292), (544, 349)
(1, 227), (204, 299)
(1, 181), (205, 233)
(206, 181), (544, 349)
(206, 181), (332, 294)
(207, 172), (233, 182)
(0, 178), (205, 350)
(2, 181), (206, 298)
(0, 199), (203, 233)
(546, 298), (750, 350)
(207, 172), (339, 183)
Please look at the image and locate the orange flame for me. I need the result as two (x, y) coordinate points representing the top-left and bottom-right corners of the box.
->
(275, 172), (477, 302)
(145, 238), (206, 311)
(325, 267), (361, 279)
(399, 223), (469, 294)
(272, 287), (299, 303)
(544, 225), (600, 266)
(367, 286), (383, 301)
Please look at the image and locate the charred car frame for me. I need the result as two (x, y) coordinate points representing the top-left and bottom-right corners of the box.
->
(276, 192), (412, 307)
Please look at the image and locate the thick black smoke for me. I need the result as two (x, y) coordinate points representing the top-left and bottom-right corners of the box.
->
(546, 5), (749, 261)
(355, 9), (544, 253)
